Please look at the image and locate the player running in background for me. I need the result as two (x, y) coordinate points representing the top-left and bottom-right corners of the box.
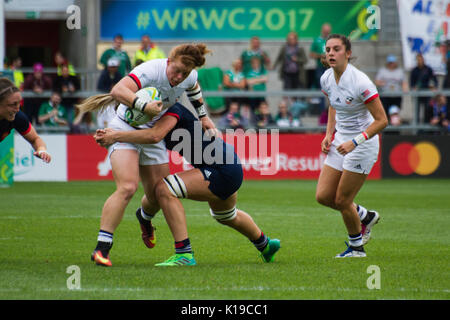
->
(315, 34), (387, 258)
(95, 103), (281, 266)
(0, 78), (51, 163)
(77, 44), (218, 266)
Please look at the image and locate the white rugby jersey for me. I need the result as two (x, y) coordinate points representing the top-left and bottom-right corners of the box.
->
(320, 63), (379, 134)
(117, 58), (198, 128)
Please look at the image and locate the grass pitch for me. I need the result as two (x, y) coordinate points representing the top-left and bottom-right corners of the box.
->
(0, 179), (449, 300)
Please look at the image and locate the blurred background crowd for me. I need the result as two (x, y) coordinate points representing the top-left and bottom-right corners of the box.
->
(1, 0), (449, 135)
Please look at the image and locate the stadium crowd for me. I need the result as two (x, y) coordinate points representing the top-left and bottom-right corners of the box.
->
(1, 25), (450, 134)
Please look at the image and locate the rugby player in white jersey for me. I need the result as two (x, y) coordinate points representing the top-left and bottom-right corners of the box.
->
(315, 34), (388, 258)
(77, 43), (217, 266)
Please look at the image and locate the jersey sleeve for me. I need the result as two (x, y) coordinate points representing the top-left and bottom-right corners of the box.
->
(320, 73), (329, 97)
(357, 75), (379, 104)
(14, 111), (32, 136)
(164, 103), (198, 124)
(128, 59), (162, 90)
(163, 104), (183, 122)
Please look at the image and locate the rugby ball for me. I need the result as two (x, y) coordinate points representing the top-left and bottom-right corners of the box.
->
(124, 87), (161, 126)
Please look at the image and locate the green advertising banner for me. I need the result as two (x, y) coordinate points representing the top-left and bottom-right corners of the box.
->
(0, 131), (14, 187)
(101, 0), (379, 40)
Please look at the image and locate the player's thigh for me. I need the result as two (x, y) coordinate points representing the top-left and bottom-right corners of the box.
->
(139, 163), (170, 200)
(110, 148), (140, 187)
(316, 164), (342, 204)
(335, 170), (367, 207)
(174, 169), (219, 202)
(171, 169), (239, 211)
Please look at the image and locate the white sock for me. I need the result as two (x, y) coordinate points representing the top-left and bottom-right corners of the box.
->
(97, 230), (113, 244)
(140, 207), (155, 221)
(348, 233), (363, 248)
(356, 204), (368, 221)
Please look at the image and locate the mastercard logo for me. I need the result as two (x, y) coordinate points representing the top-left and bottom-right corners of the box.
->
(389, 142), (441, 175)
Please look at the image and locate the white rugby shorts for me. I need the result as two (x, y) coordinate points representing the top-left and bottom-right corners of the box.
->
(324, 131), (379, 174)
(107, 115), (169, 165)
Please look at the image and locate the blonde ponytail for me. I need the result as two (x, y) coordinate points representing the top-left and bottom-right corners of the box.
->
(76, 94), (118, 113)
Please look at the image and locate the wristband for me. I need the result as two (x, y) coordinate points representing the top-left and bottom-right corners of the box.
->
(132, 97), (147, 112)
(352, 131), (369, 146)
(195, 104), (207, 118)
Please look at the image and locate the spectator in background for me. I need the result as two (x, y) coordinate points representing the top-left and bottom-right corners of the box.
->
(38, 91), (69, 127)
(97, 58), (122, 93)
(240, 104), (254, 128)
(53, 64), (80, 94)
(133, 34), (166, 67)
(429, 94), (449, 132)
(273, 31), (308, 90)
(275, 99), (300, 128)
(410, 53), (438, 122)
(0, 58), (15, 82)
(9, 56), (24, 90)
(383, 105), (402, 135)
(24, 63), (52, 94)
(218, 101), (249, 130)
(375, 54), (408, 116)
(54, 51), (76, 76)
(254, 100), (275, 128)
(388, 105), (402, 127)
(53, 63), (81, 122)
(241, 36), (271, 75)
(245, 56), (268, 111)
(223, 58), (247, 108)
(23, 62), (52, 125)
(310, 23), (331, 89)
(443, 40), (450, 94)
(99, 34), (132, 77)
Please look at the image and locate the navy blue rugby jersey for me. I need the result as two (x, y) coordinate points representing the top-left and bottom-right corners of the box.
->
(0, 110), (31, 142)
(162, 103), (240, 169)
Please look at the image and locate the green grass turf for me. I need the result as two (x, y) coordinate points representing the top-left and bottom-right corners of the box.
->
(0, 179), (449, 300)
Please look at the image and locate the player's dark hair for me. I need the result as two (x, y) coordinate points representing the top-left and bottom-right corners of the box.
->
(0, 77), (20, 104)
(327, 34), (352, 52)
(169, 43), (212, 69)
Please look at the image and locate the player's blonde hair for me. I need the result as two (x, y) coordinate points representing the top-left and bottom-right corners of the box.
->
(169, 43), (211, 70)
(76, 94), (118, 113)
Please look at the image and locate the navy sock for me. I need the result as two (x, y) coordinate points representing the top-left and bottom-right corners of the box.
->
(251, 232), (269, 252)
(175, 238), (192, 254)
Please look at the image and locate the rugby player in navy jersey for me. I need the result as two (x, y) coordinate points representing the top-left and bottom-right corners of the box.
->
(0, 78), (51, 163)
(95, 103), (281, 266)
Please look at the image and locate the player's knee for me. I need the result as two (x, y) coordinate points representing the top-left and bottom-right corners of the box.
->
(334, 196), (352, 210)
(118, 182), (138, 201)
(210, 207), (237, 223)
(316, 192), (335, 208)
(154, 179), (171, 201)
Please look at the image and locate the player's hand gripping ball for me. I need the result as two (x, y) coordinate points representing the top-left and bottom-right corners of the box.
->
(125, 87), (161, 126)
